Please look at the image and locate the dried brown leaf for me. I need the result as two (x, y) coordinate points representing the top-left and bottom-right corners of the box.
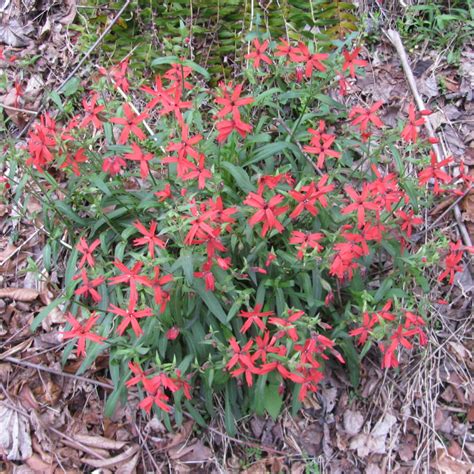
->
(343, 409), (364, 436)
(0, 18), (32, 47)
(168, 439), (212, 463)
(73, 434), (127, 451)
(0, 287), (39, 301)
(433, 448), (474, 474)
(0, 404), (32, 461)
(82, 445), (139, 469)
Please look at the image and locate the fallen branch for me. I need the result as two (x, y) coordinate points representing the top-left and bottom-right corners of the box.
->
(385, 29), (472, 248)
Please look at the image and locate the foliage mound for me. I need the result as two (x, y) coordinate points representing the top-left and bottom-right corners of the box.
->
(8, 34), (472, 431)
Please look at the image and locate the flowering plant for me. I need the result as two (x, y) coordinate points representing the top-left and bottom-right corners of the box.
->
(12, 34), (472, 430)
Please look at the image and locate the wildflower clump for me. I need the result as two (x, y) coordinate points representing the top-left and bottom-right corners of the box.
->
(15, 36), (472, 426)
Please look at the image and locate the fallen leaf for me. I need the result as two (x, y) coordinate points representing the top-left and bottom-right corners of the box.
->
(168, 439), (212, 463)
(349, 413), (397, 457)
(0, 287), (39, 301)
(82, 445), (139, 469)
(343, 410), (364, 436)
(0, 18), (33, 47)
(73, 434), (127, 451)
(433, 447), (474, 474)
(0, 404), (33, 460)
(25, 454), (55, 473)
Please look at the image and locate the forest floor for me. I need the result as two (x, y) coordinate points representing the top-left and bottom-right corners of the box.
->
(0, 1), (473, 472)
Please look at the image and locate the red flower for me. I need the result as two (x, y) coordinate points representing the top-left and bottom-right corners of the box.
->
(182, 154), (212, 189)
(80, 93), (105, 129)
(239, 303), (274, 334)
(226, 338), (254, 371)
(139, 386), (171, 413)
(141, 75), (168, 111)
(73, 270), (104, 303)
(336, 71), (349, 96)
(64, 148), (89, 176)
(375, 300), (396, 322)
(349, 312), (377, 346)
(275, 38), (296, 59)
(289, 231), (323, 260)
(400, 103), (431, 143)
(166, 326), (180, 340)
(342, 48), (368, 78)
(102, 155), (126, 175)
(243, 192), (288, 237)
(194, 260), (215, 291)
(253, 331), (280, 363)
(133, 220), (166, 258)
(298, 368), (324, 401)
(303, 121), (340, 168)
(110, 104), (148, 144)
(289, 182), (319, 219)
(61, 312), (105, 357)
(216, 116), (252, 143)
(215, 82), (254, 121)
(155, 184), (173, 202)
(124, 143), (154, 179)
(108, 291), (153, 337)
(348, 101), (384, 133)
(184, 207), (218, 245)
(76, 237), (101, 268)
(245, 39), (272, 69)
(100, 58), (130, 92)
(26, 121), (56, 173)
(396, 209), (423, 238)
(140, 266), (173, 313)
(167, 124), (202, 161)
(126, 362), (149, 388)
(438, 240), (463, 285)
(164, 63), (193, 91)
(418, 151), (452, 194)
(341, 185), (379, 229)
(109, 260), (144, 300)
(159, 87), (192, 125)
(268, 309), (303, 342)
(290, 42), (328, 78)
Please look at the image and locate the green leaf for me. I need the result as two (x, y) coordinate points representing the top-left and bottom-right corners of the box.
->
(151, 56), (180, 66)
(184, 400), (207, 427)
(61, 76), (81, 97)
(105, 377), (127, 418)
(193, 280), (228, 325)
(31, 298), (64, 331)
(264, 384), (283, 420)
(224, 385), (236, 436)
(221, 162), (255, 194)
(54, 201), (87, 225)
(182, 59), (210, 80)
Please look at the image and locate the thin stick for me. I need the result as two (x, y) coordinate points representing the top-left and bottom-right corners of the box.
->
(16, 0), (132, 138)
(0, 104), (37, 115)
(385, 29), (472, 248)
(3, 356), (114, 390)
(0, 226), (43, 267)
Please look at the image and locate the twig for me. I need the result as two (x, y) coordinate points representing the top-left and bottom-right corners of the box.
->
(385, 29), (472, 248)
(0, 225), (43, 267)
(0, 104), (37, 115)
(3, 356), (114, 390)
(424, 185), (473, 235)
(16, 0), (132, 139)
